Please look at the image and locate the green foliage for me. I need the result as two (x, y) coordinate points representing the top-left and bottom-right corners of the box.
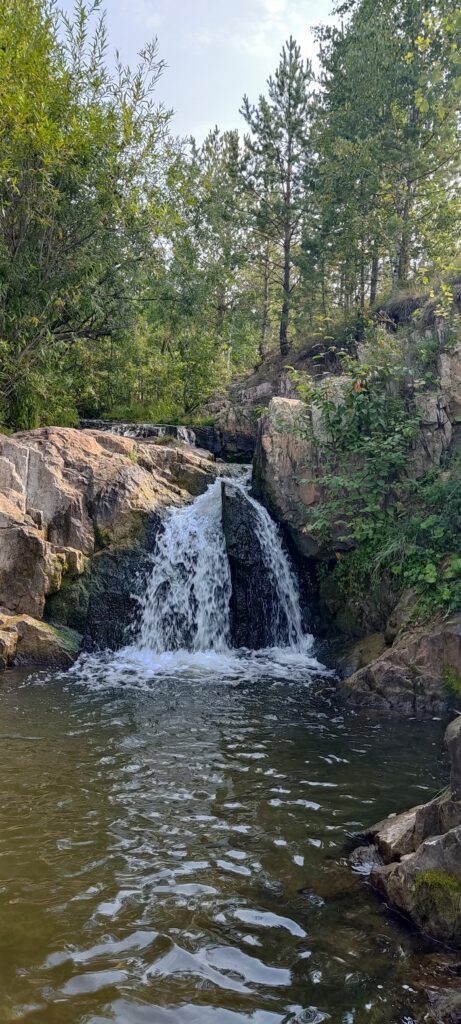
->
(94, 526), (111, 550)
(442, 665), (461, 701)
(296, 327), (461, 621)
(0, 0), (460, 429)
(241, 37), (314, 356)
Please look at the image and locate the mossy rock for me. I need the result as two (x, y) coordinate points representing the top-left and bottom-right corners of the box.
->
(443, 665), (461, 703)
(414, 869), (461, 942)
(45, 543), (157, 650)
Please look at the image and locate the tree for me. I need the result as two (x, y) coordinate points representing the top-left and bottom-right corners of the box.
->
(241, 38), (314, 357)
(0, 0), (169, 427)
(314, 0), (461, 310)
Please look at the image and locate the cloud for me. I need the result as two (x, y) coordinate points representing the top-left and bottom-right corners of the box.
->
(231, 0), (325, 62)
(260, 0), (288, 14)
(193, 29), (216, 47)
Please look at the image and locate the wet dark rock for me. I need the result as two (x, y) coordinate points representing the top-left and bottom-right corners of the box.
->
(221, 482), (281, 649)
(446, 717), (461, 801)
(193, 423), (256, 463)
(336, 633), (387, 678)
(349, 844), (382, 876)
(81, 417), (256, 463)
(45, 537), (157, 650)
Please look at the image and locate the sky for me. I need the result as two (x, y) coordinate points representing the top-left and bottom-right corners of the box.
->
(61, 0), (335, 139)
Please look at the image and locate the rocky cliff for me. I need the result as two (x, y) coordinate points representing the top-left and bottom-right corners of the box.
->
(0, 427), (219, 668)
(249, 327), (461, 717)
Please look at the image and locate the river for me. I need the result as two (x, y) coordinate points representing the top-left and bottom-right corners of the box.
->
(0, 478), (453, 1023)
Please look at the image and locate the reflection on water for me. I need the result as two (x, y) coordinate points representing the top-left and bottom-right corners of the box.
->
(0, 662), (453, 1023)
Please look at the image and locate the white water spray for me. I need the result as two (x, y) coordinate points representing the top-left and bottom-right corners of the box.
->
(138, 476), (308, 655)
(139, 480), (232, 653)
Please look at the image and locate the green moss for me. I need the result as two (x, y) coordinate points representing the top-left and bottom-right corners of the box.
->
(442, 665), (461, 701)
(94, 525), (112, 550)
(415, 869), (461, 920)
(127, 449), (139, 464)
(150, 434), (177, 446)
(49, 624), (83, 655)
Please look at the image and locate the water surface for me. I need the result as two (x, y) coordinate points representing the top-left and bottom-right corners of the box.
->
(0, 662), (452, 1024)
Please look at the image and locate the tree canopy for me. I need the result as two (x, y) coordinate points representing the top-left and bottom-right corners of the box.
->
(0, 0), (460, 429)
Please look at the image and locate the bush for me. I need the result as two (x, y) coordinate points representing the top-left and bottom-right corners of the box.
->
(295, 325), (461, 623)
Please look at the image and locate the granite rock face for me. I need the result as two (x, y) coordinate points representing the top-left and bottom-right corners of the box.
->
(338, 617), (461, 716)
(252, 397), (321, 558)
(0, 427), (219, 667)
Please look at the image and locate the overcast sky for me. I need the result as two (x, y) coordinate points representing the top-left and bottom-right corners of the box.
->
(61, 0), (335, 139)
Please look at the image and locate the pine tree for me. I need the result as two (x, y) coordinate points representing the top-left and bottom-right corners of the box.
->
(241, 38), (313, 357)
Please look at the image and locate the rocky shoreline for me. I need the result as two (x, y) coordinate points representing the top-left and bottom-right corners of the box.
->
(349, 715), (461, 1019)
(0, 426), (221, 667)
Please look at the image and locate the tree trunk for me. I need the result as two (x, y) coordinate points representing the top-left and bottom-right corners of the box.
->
(370, 254), (379, 307)
(260, 244), (270, 362)
(321, 258), (327, 317)
(396, 184), (412, 288)
(279, 234), (291, 358)
(216, 297), (226, 338)
(359, 248), (366, 314)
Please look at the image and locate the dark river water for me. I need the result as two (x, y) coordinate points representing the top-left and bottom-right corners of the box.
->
(0, 660), (454, 1024)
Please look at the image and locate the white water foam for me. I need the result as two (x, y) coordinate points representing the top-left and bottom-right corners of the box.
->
(139, 479), (232, 654)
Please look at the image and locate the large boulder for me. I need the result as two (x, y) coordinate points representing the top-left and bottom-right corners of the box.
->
(0, 427), (219, 666)
(0, 612), (81, 669)
(360, 716), (461, 947)
(371, 826), (461, 945)
(221, 481), (283, 648)
(338, 616), (461, 715)
(253, 397), (322, 557)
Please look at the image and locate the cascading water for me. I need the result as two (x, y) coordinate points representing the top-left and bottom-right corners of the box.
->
(138, 480), (232, 654)
(232, 482), (306, 649)
(71, 473), (322, 686)
(138, 475), (307, 655)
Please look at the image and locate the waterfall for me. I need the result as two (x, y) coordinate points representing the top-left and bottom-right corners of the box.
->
(80, 419), (196, 445)
(232, 483), (305, 649)
(139, 480), (232, 653)
(138, 476), (306, 654)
